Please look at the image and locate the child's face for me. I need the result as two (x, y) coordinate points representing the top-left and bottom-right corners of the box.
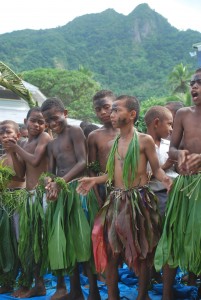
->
(110, 100), (135, 128)
(42, 108), (67, 134)
(156, 115), (173, 139)
(93, 97), (113, 124)
(190, 73), (201, 106)
(26, 111), (46, 136)
(0, 124), (19, 143)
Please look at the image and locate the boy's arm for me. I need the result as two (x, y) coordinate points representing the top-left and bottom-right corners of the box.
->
(87, 132), (103, 207)
(5, 133), (51, 167)
(10, 152), (26, 179)
(2, 140), (26, 178)
(47, 141), (56, 174)
(169, 109), (189, 172)
(77, 174), (108, 195)
(145, 136), (172, 191)
(62, 127), (87, 183)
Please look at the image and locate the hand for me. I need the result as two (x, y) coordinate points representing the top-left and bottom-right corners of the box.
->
(162, 176), (173, 193)
(45, 181), (59, 201)
(178, 150), (189, 174)
(162, 158), (174, 171)
(2, 137), (17, 152)
(76, 177), (96, 195)
(186, 153), (201, 174)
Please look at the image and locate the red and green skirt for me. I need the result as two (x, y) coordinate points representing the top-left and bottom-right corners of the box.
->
(92, 186), (161, 275)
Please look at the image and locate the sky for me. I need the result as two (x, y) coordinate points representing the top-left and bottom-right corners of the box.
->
(1, 0), (201, 35)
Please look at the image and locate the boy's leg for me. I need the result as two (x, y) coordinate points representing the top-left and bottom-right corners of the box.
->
(18, 264), (46, 298)
(162, 264), (177, 300)
(51, 275), (67, 300)
(65, 264), (84, 300)
(188, 272), (197, 286)
(105, 254), (120, 300)
(136, 259), (151, 300)
(83, 262), (101, 300)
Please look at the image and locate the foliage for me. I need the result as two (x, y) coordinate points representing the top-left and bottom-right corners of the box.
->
(21, 68), (101, 121)
(168, 63), (193, 94)
(0, 61), (35, 107)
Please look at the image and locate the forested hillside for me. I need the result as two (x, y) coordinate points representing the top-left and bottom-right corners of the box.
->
(1, 3), (201, 99)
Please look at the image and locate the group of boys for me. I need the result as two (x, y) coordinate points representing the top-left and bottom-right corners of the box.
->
(0, 68), (201, 300)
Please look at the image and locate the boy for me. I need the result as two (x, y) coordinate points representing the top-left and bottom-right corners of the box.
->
(165, 101), (184, 121)
(154, 68), (201, 300)
(3, 107), (51, 298)
(0, 120), (26, 294)
(41, 97), (100, 300)
(77, 95), (172, 300)
(145, 106), (177, 216)
(87, 90), (119, 207)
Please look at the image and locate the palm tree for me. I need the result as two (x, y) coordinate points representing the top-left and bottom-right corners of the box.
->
(168, 63), (192, 94)
(0, 61), (36, 107)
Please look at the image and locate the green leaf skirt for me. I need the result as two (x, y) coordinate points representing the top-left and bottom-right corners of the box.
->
(92, 186), (161, 275)
(154, 174), (201, 274)
(0, 189), (28, 287)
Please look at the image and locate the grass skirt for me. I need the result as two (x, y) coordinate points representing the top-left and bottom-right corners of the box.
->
(43, 181), (99, 275)
(92, 186), (161, 275)
(18, 188), (44, 287)
(0, 189), (28, 287)
(154, 174), (201, 274)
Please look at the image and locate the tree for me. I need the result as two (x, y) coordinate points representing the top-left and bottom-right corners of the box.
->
(168, 63), (192, 94)
(21, 68), (101, 121)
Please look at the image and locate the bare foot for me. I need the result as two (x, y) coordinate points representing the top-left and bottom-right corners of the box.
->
(18, 285), (46, 298)
(0, 286), (13, 294)
(88, 289), (101, 300)
(136, 294), (151, 300)
(11, 287), (29, 298)
(51, 288), (68, 300)
(64, 292), (84, 300)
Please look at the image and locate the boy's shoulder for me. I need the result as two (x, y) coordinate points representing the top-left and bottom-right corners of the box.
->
(37, 131), (52, 143)
(88, 127), (106, 140)
(138, 131), (153, 141)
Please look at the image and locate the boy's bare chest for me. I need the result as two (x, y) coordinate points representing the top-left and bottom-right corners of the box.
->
(52, 137), (74, 155)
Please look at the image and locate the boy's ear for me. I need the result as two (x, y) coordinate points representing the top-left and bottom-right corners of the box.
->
(16, 132), (21, 140)
(24, 118), (27, 125)
(64, 109), (68, 117)
(130, 110), (136, 121)
(154, 118), (160, 127)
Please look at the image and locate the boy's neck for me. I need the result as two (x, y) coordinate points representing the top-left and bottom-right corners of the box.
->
(120, 124), (135, 140)
(147, 128), (161, 146)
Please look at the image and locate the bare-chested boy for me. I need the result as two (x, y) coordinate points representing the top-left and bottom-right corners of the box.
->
(3, 107), (51, 298)
(87, 90), (119, 206)
(41, 97), (100, 300)
(154, 68), (201, 300)
(77, 95), (172, 300)
(0, 120), (25, 294)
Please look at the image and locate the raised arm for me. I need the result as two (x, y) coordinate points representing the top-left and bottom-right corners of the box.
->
(6, 132), (51, 167)
(2, 139), (26, 178)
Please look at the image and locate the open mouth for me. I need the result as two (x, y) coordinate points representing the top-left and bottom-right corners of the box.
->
(191, 91), (199, 100)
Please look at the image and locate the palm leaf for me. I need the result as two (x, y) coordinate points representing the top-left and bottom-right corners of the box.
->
(0, 61), (36, 107)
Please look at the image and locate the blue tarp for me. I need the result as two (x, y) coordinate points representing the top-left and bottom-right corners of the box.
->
(0, 265), (198, 300)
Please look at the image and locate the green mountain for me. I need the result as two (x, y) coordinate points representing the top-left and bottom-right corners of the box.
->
(1, 3), (201, 100)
